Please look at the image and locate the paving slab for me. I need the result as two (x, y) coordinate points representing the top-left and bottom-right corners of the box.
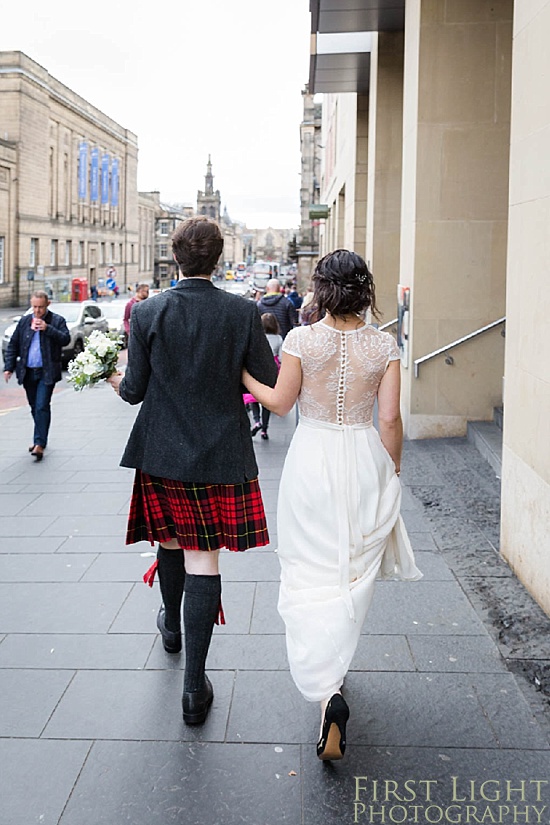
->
(0, 515), (57, 536)
(0, 632), (154, 669)
(58, 741), (301, 825)
(1, 739), (91, 825)
(0, 582), (132, 633)
(18, 490), (130, 517)
(301, 747), (550, 825)
(407, 634), (508, 673)
(2, 381), (550, 824)
(42, 514), (128, 536)
(0, 553), (96, 581)
(365, 580), (490, 636)
(0, 536), (66, 553)
(42, 669), (234, 742)
(0, 668), (75, 736)
(349, 635), (416, 672)
(218, 548), (282, 581)
(56, 534), (145, 553)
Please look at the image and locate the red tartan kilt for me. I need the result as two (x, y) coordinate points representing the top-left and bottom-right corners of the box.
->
(126, 471), (270, 552)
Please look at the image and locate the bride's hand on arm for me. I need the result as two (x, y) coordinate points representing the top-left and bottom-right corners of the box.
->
(242, 352), (301, 416)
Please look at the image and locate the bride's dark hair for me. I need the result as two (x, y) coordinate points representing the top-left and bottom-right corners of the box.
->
(310, 249), (379, 322)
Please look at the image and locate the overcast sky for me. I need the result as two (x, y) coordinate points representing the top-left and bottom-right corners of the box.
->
(3, 0), (312, 228)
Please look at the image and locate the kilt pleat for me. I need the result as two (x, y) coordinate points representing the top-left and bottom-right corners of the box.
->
(126, 470), (270, 552)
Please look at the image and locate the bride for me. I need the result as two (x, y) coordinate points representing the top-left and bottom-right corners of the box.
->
(242, 249), (422, 761)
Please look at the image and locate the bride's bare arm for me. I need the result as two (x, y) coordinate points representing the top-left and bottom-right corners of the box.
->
(242, 352), (302, 416)
(377, 360), (403, 474)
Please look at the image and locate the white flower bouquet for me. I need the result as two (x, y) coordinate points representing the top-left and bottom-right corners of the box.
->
(67, 330), (123, 391)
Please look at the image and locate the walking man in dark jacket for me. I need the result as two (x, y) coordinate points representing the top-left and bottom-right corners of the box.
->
(257, 278), (298, 339)
(3, 291), (70, 461)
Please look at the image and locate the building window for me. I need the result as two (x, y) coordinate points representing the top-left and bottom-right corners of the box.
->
(0, 237), (4, 284)
(50, 240), (58, 266)
(110, 243), (115, 263)
(30, 238), (38, 268)
(65, 240), (72, 266)
(78, 241), (84, 265)
(159, 221), (169, 235)
(131, 244), (135, 263)
(159, 244), (168, 258)
(100, 243), (105, 265)
(119, 243), (123, 262)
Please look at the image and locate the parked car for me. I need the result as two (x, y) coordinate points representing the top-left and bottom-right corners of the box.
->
(2, 301), (109, 368)
(98, 300), (128, 348)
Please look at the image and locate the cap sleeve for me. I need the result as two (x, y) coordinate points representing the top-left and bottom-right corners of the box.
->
(282, 327), (301, 359)
(385, 332), (401, 362)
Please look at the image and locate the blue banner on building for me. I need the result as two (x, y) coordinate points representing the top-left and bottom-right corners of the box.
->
(78, 142), (88, 200)
(111, 158), (119, 207)
(101, 154), (110, 204)
(90, 148), (99, 202)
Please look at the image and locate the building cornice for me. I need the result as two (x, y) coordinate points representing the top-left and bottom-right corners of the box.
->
(0, 64), (137, 147)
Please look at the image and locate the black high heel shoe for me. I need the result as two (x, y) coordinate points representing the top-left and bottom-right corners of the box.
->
(317, 693), (349, 761)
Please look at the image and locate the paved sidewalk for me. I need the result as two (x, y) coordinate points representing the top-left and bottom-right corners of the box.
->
(1, 383), (550, 825)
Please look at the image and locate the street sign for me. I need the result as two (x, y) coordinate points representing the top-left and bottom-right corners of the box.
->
(309, 204), (329, 219)
(106, 278), (116, 289)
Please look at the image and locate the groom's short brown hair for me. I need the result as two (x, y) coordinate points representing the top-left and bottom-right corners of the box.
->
(172, 216), (224, 277)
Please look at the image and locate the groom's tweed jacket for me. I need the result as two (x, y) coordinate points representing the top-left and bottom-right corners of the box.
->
(119, 279), (278, 483)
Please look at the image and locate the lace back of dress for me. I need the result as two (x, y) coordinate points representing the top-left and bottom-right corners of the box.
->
(293, 323), (399, 426)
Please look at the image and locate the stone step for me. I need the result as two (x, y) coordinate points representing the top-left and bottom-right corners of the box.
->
(467, 419), (502, 477)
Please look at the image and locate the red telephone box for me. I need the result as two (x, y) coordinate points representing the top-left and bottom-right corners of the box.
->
(71, 278), (89, 301)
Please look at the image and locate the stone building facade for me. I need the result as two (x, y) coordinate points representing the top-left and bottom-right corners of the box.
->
(297, 86), (322, 293)
(308, 0), (550, 615)
(254, 227), (293, 270)
(137, 191), (157, 284)
(0, 51), (139, 306)
(154, 200), (194, 287)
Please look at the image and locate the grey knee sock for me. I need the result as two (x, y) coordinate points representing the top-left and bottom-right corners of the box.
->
(157, 545), (185, 632)
(183, 573), (221, 693)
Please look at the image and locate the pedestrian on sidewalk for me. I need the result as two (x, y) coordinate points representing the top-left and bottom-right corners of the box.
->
(107, 216), (277, 726)
(242, 249), (422, 761)
(247, 312), (282, 441)
(3, 290), (70, 461)
(123, 282), (149, 338)
(257, 278), (298, 338)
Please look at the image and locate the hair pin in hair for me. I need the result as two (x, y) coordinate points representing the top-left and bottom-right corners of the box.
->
(355, 272), (368, 284)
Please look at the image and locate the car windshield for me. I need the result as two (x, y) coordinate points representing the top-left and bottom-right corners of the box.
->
(48, 304), (82, 323)
(99, 303), (125, 318)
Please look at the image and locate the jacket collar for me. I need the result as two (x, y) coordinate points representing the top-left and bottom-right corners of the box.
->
(174, 278), (215, 291)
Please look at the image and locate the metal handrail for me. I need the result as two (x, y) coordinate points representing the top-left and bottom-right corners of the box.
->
(414, 317), (506, 378)
(378, 317), (398, 331)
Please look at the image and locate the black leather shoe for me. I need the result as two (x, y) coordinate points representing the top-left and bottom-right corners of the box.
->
(156, 605), (182, 654)
(182, 675), (214, 725)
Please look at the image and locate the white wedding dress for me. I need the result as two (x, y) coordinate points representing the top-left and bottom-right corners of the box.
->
(277, 321), (423, 702)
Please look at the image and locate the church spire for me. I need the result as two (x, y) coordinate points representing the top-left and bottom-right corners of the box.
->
(205, 154), (214, 195)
